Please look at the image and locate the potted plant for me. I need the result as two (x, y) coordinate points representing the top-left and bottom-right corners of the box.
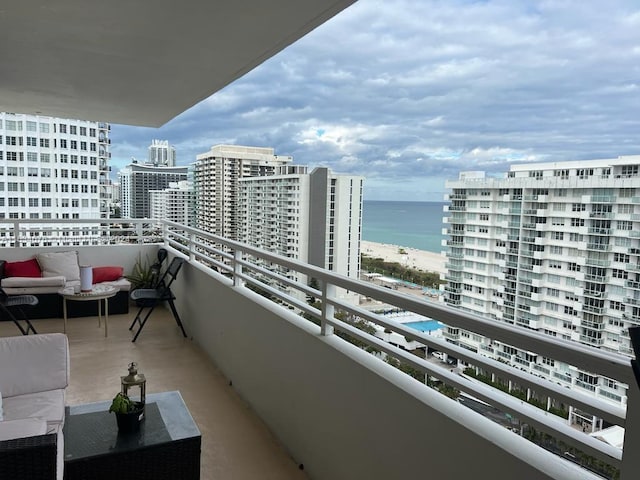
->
(126, 254), (160, 307)
(109, 392), (144, 432)
(125, 254), (157, 290)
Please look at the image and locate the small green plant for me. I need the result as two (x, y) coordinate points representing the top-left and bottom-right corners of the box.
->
(125, 254), (156, 289)
(109, 392), (138, 414)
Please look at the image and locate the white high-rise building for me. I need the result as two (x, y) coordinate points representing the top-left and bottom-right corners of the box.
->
(193, 145), (292, 239)
(239, 166), (363, 295)
(150, 181), (195, 227)
(442, 155), (640, 415)
(0, 113), (111, 226)
(148, 139), (176, 167)
(119, 162), (188, 218)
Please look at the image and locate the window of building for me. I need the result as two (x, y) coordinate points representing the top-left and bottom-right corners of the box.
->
(577, 168), (594, 178)
(569, 233), (583, 242)
(617, 220), (632, 230)
(613, 253), (630, 263)
(618, 203), (634, 214)
(610, 301), (625, 311)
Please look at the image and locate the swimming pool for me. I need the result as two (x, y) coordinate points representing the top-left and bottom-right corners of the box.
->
(404, 320), (443, 332)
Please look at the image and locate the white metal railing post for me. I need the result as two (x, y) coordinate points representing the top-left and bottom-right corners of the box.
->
(135, 221), (143, 244)
(321, 281), (335, 336)
(189, 231), (196, 263)
(12, 221), (20, 247)
(233, 249), (243, 287)
(620, 379), (640, 479)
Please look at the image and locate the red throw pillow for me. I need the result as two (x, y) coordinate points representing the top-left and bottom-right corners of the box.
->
(4, 258), (42, 278)
(93, 266), (124, 283)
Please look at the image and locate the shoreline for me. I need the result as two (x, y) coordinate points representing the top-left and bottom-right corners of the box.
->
(361, 240), (445, 275)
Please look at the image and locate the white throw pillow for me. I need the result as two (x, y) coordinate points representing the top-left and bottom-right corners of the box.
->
(37, 251), (80, 281)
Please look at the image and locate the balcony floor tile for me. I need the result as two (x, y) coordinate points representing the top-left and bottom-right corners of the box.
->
(0, 307), (306, 480)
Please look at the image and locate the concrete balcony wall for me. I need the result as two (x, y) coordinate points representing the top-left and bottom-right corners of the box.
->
(174, 261), (594, 480)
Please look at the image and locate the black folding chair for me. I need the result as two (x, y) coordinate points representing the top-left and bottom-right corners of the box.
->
(0, 288), (39, 335)
(129, 257), (187, 342)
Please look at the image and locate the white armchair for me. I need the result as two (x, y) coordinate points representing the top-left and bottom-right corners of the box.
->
(0, 333), (70, 480)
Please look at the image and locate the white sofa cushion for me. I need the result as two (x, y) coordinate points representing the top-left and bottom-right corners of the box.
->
(3, 389), (65, 430)
(100, 277), (132, 291)
(1, 275), (66, 288)
(0, 417), (47, 441)
(37, 251), (80, 282)
(0, 334), (69, 398)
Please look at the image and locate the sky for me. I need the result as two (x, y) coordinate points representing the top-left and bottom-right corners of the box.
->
(110, 0), (640, 201)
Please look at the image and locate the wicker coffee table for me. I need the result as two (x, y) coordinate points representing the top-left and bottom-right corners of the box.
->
(63, 391), (201, 480)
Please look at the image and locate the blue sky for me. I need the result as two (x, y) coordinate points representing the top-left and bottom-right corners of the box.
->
(110, 0), (640, 201)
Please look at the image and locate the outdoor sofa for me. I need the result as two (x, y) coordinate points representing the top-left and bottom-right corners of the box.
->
(0, 250), (130, 319)
(0, 333), (70, 480)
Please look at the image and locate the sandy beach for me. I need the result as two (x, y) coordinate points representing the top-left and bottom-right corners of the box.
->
(361, 240), (446, 274)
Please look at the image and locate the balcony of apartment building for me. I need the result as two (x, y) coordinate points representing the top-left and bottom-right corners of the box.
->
(1, 219), (638, 479)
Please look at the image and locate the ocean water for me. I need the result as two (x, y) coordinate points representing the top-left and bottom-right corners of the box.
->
(362, 201), (447, 254)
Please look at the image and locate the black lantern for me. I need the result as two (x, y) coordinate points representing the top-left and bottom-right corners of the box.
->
(121, 362), (146, 406)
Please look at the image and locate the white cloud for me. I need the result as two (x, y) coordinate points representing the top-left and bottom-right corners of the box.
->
(111, 0), (640, 200)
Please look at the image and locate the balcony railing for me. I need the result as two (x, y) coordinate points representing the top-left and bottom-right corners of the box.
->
(0, 218), (638, 479)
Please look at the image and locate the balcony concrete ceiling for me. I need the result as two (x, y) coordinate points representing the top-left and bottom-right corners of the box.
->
(0, 0), (356, 127)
